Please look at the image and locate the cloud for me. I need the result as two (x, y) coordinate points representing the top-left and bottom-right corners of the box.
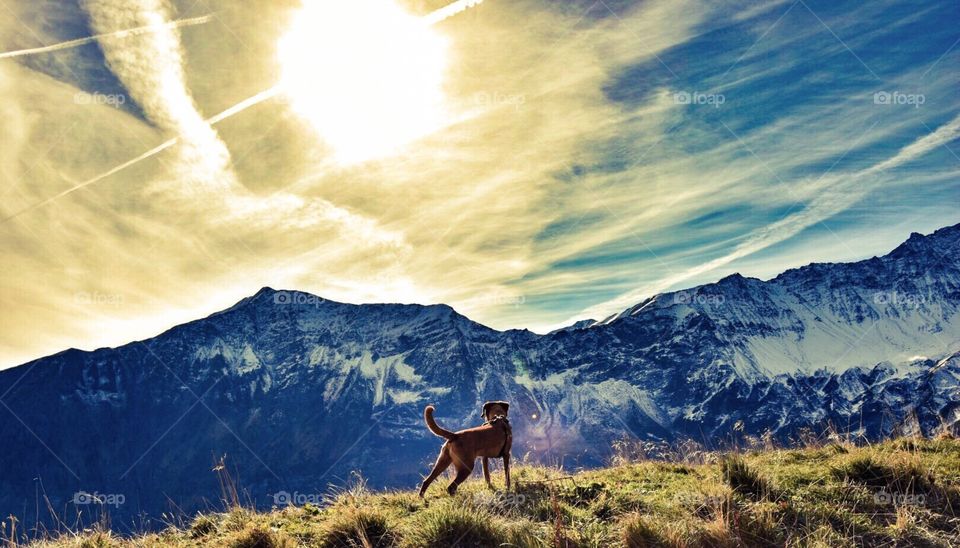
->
(81, 0), (234, 192)
(423, 0), (485, 25)
(867, 114), (960, 174)
(0, 0), (958, 367)
(577, 113), (960, 324)
(0, 14), (213, 59)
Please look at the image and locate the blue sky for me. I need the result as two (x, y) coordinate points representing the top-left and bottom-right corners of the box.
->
(0, 0), (958, 367)
(517, 0), (960, 322)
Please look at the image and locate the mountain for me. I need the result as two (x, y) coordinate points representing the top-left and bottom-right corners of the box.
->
(1, 224), (958, 529)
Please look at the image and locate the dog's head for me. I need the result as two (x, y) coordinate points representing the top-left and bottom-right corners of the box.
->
(481, 401), (510, 421)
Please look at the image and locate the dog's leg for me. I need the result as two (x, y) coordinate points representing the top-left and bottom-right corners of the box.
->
(419, 447), (452, 498)
(447, 462), (474, 496)
(503, 454), (511, 491)
(481, 457), (492, 488)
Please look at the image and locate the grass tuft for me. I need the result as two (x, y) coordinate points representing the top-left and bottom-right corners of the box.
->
(189, 514), (218, 539)
(320, 506), (398, 548)
(18, 437), (960, 548)
(721, 454), (771, 499)
(77, 532), (116, 548)
(832, 454), (935, 493)
(402, 504), (509, 548)
(227, 526), (293, 548)
(621, 513), (670, 548)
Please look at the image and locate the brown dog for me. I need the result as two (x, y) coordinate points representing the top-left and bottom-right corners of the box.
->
(418, 401), (512, 497)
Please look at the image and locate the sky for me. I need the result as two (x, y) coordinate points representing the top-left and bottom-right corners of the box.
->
(0, 0), (958, 369)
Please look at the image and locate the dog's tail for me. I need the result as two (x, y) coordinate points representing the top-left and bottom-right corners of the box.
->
(424, 405), (457, 441)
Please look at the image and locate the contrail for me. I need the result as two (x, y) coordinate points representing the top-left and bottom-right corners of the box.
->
(424, 0), (485, 25)
(2, 0), (486, 223)
(205, 85), (282, 125)
(1, 85), (282, 224)
(0, 14), (214, 60)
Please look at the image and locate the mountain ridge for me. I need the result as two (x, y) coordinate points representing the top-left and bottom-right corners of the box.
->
(14, 223), (959, 369)
(0, 222), (957, 529)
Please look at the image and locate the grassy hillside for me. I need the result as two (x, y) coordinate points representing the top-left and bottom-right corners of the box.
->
(17, 436), (960, 547)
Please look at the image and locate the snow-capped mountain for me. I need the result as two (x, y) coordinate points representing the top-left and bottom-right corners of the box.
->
(0, 224), (957, 527)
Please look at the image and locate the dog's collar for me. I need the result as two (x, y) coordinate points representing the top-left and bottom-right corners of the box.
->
(486, 414), (510, 425)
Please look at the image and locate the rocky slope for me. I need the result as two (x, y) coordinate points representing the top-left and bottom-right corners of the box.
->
(0, 224), (957, 528)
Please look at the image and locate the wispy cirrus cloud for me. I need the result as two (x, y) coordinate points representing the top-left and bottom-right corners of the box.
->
(0, 13), (213, 59)
(81, 0), (234, 192)
(0, 0), (957, 367)
(577, 112), (960, 324)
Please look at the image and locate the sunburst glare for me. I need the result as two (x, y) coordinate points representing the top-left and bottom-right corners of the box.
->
(277, 0), (450, 164)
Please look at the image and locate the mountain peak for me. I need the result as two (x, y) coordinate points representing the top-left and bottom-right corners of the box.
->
(716, 272), (756, 287)
(3, 224), (959, 530)
(888, 223), (959, 259)
(549, 319), (597, 334)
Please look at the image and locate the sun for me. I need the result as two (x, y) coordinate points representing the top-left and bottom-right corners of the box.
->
(277, 0), (450, 164)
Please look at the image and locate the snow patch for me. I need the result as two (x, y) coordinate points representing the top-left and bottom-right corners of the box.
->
(387, 389), (423, 404)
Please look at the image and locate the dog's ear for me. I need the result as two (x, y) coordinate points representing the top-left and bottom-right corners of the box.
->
(481, 401), (492, 419)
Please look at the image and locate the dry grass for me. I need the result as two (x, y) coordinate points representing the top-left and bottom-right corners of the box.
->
(13, 437), (960, 547)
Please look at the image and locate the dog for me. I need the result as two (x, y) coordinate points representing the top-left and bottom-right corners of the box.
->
(418, 401), (512, 497)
